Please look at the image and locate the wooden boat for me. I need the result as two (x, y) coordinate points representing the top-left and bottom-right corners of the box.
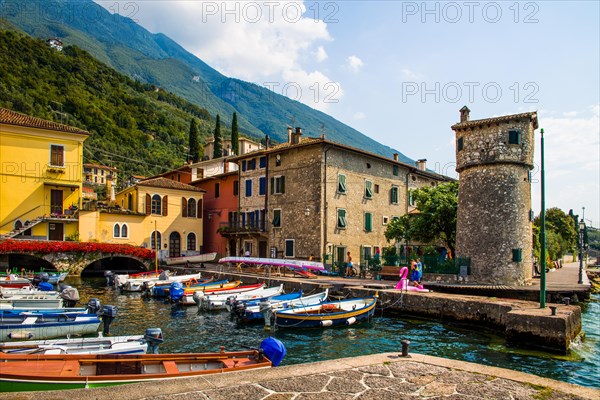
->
(274, 296), (377, 329)
(200, 284), (283, 311)
(0, 334), (148, 355)
(234, 290), (329, 323)
(187, 282), (262, 306)
(0, 338), (286, 392)
(178, 281), (245, 305)
(0, 313), (101, 340)
(165, 252), (217, 266)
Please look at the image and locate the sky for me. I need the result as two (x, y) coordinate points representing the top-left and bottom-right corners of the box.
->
(97, 1), (600, 227)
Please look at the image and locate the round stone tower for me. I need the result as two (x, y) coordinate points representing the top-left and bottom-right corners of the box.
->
(452, 107), (538, 286)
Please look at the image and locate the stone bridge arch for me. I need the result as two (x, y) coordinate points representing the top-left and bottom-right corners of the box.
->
(41, 252), (153, 276)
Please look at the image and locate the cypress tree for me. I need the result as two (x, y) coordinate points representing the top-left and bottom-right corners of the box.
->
(188, 118), (200, 163)
(231, 112), (239, 155)
(213, 114), (222, 158)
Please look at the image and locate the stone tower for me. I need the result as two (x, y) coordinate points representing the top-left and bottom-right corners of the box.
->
(452, 107), (538, 286)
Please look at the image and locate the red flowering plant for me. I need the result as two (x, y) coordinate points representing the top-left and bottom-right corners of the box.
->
(0, 240), (155, 260)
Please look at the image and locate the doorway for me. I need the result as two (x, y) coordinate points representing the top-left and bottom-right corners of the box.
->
(169, 232), (181, 258)
(48, 222), (64, 241)
(50, 189), (63, 215)
(258, 241), (267, 258)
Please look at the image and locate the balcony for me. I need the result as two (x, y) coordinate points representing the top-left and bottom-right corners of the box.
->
(218, 220), (268, 235)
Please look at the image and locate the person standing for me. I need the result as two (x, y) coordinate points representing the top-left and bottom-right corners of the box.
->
(345, 252), (353, 277)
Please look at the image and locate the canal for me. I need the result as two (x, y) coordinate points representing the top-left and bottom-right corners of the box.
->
(67, 277), (600, 389)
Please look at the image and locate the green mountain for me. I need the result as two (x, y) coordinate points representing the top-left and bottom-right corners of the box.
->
(0, 0), (413, 164)
(0, 30), (215, 178)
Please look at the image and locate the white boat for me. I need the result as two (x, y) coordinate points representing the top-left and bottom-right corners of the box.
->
(187, 283), (264, 307)
(0, 294), (63, 310)
(0, 334), (147, 355)
(46, 272), (69, 284)
(235, 290), (329, 323)
(120, 272), (203, 292)
(165, 252), (217, 266)
(200, 285), (284, 311)
(0, 313), (100, 340)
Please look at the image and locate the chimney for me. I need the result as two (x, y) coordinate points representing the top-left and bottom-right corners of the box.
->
(265, 135), (270, 149)
(287, 126), (293, 143)
(460, 106), (470, 123)
(291, 127), (302, 145)
(416, 159), (427, 171)
(393, 153), (399, 161)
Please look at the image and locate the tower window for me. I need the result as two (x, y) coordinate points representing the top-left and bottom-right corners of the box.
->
(509, 129), (521, 145)
(457, 137), (464, 151)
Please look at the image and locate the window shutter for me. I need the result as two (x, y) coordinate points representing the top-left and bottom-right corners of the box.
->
(182, 198), (188, 217)
(241, 160), (247, 171)
(197, 199), (203, 219)
(338, 175), (347, 193)
(145, 194), (151, 215)
(365, 213), (372, 232)
(270, 177), (274, 195)
(162, 195), (168, 216)
(281, 176), (285, 193)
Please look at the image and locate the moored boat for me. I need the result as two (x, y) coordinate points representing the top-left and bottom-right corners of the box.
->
(187, 282), (262, 306)
(200, 284), (284, 311)
(273, 296), (377, 329)
(234, 290), (329, 324)
(0, 334), (148, 355)
(0, 337), (286, 392)
(0, 313), (101, 340)
(165, 252), (217, 265)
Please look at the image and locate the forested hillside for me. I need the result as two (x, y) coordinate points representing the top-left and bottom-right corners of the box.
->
(0, 30), (218, 179)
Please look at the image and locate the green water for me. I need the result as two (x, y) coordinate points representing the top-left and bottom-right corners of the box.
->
(69, 279), (600, 389)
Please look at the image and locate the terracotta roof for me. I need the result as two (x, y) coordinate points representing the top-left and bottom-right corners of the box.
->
(451, 111), (538, 130)
(0, 107), (89, 135)
(137, 177), (205, 192)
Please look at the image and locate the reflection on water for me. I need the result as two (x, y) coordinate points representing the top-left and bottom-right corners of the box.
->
(67, 278), (600, 388)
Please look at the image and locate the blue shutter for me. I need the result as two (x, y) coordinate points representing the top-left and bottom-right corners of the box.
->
(259, 177), (266, 195)
(245, 179), (252, 197)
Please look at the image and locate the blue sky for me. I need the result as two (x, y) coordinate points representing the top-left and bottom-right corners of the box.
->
(98, 1), (599, 226)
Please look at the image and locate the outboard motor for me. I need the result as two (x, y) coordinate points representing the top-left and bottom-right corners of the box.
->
(144, 328), (164, 354)
(87, 298), (102, 314)
(37, 282), (54, 291)
(159, 270), (170, 281)
(233, 300), (247, 322)
(169, 281), (185, 303)
(260, 301), (273, 331)
(59, 285), (80, 308)
(101, 305), (118, 335)
(39, 272), (50, 282)
(104, 271), (114, 287)
(225, 296), (237, 312)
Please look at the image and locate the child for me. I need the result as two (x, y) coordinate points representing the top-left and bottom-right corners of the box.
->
(345, 252), (353, 277)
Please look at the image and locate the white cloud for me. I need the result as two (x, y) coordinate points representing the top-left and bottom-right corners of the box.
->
(563, 111), (578, 117)
(314, 46), (328, 62)
(353, 111), (366, 120)
(346, 55), (364, 73)
(281, 69), (343, 112)
(532, 105), (600, 226)
(96, 1), (336, 108)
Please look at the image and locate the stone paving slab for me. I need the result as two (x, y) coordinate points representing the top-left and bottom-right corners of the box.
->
(1, 352), (597, 400)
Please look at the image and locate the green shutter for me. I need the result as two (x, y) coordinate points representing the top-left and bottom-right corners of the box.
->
(457, 137), (464, 151)
(365, 181), (373, 198)
(272, 210), (281, 227)
(365, 212), (372, 232)
(391, 187), (398, 204)
(338, 174), (346, 193)
(338, 209), (347, 228)
(281, 176), (285, 193)
(512, 248), (522, 262)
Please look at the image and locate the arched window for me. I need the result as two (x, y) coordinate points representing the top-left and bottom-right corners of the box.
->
(187, 232), (196, 251)
(151, 194), (162, 215)
(187, 198), (197, 218)
(121, 224), (128, 238)
(14, 220), (23, 230)
(113, 223), (121, 238)
(151, 231), (162, 250)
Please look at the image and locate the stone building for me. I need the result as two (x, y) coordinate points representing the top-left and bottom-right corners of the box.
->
(452, 107), (538, 286)
(222, 127), (450, 266)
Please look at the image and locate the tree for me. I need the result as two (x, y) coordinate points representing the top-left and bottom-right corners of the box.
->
(213, 114), (222, 158)
(231, 112), (239, 155)
(188, 118), (200, 163)
(533, 207), (578, 260)
(385, 181), (458, 257)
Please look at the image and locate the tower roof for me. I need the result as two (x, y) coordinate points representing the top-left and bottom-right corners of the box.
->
(451, 111), (538, 130)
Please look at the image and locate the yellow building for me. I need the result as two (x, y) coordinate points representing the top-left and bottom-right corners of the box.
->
(83, 163), (117, 187)
(0, 108), (88, 241)
(79, 177), (205, 259)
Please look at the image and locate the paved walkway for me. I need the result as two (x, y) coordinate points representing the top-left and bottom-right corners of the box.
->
(5, 352), (597, 400)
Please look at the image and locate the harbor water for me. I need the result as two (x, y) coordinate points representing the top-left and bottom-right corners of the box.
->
(67, 278), (599, 389)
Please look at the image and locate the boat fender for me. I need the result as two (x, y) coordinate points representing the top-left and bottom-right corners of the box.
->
(8, 332), (33, 340)
(346, 317), (357, 325)
(321, 320), (333, 327)
(169, 282), (185, 302)
(260, 337), (286, 367)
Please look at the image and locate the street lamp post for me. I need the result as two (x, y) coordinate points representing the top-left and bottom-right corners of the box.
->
(578, 219), (585, 284)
